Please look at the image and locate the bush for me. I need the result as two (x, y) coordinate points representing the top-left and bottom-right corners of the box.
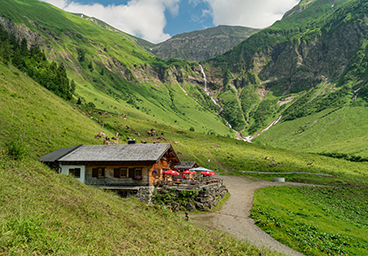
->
(5, 136), (28, 160)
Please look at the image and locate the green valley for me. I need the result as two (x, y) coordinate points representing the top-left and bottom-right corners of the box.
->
(1, 0), (368, 255)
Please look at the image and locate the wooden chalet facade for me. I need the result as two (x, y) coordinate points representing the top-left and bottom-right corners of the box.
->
(39, 143), (180, 188)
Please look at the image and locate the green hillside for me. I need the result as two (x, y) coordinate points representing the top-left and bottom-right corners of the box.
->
(255, 105), (368, 157)
(0, 0), (234, 138)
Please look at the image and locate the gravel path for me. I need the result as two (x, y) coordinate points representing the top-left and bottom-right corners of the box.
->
(191, 176), (307, 256)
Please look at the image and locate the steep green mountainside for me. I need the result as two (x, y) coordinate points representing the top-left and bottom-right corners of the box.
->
(3, 0), (368, 158)
(71, 12), (156, 50)
(282, 0), (353, 23)
(0, 0), (233, 138)
(199, 0), (368, 155)
(149, 25), (260, 62)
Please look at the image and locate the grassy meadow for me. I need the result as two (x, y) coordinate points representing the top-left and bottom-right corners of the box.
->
(251, 186), (368, 255)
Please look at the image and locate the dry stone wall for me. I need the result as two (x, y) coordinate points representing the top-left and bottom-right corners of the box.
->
(150, 183), (229, 212)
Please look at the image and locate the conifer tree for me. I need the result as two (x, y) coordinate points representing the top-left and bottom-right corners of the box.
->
(70, 79), (76, 94)
(20, 38), (28, 56)
(12, 48), (23, 68)
(9, 33), (19, 50)
(2, 40), (11, 64)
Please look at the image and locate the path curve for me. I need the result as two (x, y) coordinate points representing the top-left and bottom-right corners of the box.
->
(191, 176), (309, 256)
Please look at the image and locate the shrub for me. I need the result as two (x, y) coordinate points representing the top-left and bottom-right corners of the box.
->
(5, 135), (28, 160)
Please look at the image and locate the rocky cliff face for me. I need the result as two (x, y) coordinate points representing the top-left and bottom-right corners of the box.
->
(207, 0), (368, 94)
(150, 25), (260, 62)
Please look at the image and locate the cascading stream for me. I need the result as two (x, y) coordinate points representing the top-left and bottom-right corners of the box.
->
(199, 64), (244, 139)
(352, 87), (361, 101)
(199, 64), (209, 96)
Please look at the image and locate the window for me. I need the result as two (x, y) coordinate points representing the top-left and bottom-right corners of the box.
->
(69, 168), (81, 178)
(135, 168), (142, 177)
(92, 168), (105, 178)
(114, 168), (127, 178)
(132, 168), (143, 180)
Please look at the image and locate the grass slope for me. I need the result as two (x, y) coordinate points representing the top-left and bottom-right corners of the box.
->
(254, 106), (368, 157)
(0, 157), (278, 255)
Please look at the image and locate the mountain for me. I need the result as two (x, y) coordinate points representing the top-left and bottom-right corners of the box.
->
(198, 0), (368, 156)
(147, 25), (260, 62)
(2, 0), (368, 158)
(0, 0), (234, 138)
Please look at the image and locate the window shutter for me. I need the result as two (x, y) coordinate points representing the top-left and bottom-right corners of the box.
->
(92, 168), (98, 177)
(128, 168), (135, 178)
(114, 168), (120, 178)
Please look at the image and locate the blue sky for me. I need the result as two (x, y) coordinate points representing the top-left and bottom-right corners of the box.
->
(41, 0), (299, 43)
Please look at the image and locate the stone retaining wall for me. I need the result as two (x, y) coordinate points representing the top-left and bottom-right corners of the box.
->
(148, 182), (229, 212)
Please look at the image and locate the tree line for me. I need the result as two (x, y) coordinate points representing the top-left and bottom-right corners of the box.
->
(0, 23), (75, 100)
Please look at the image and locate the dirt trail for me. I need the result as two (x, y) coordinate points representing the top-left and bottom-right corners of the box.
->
(191, 176), (307, 256)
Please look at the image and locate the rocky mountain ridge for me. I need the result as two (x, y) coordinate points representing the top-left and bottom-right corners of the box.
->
(148, 25), (260, 62)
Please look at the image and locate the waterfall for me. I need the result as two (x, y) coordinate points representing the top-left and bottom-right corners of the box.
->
(352, 87), (360, 101)
(199, 64), (209, 96)
(198, 64), (248, 142)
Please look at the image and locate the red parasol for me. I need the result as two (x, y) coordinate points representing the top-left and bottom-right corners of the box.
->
(163, 170), (180, 175)
(201, 171), (215, 176)
(182, 170), (195, 174)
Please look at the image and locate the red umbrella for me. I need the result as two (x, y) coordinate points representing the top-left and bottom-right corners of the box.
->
(201, 171), (215, 176)
(163, 170), (180, 175)
(182, 170), (193, 174)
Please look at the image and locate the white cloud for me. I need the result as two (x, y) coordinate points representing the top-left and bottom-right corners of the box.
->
(40, 0), (180, 43)
(199, 0), (299, 28)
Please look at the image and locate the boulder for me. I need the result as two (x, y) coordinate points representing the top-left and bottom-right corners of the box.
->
(171, 202), (181, 212)
(194, 201), (208, 211)
(186, 202), (196, 212)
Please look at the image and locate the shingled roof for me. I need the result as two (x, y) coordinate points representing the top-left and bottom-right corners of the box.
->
(174, 161), (198, 169)
(38, 145), (82, 163)
(39, 143), (177, 163)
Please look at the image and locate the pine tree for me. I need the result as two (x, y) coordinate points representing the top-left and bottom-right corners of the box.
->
(70, 79), (76, 94)
(0, 24), (9, 42)
(9, 33), (19, 50)
(20, 38), (28, 56)
(1, 40), (11, 64)
(12, 48), (23, 68)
